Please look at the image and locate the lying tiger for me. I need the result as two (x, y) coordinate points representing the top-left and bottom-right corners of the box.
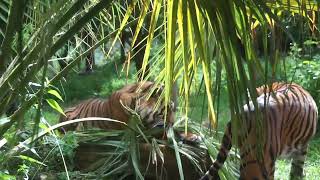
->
(59, 81), (175, 132)
(201, 82), (318, 180)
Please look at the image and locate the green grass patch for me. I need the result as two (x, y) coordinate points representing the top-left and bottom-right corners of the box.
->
(54, 62), (136, 104)
(275, 137), (320, 180)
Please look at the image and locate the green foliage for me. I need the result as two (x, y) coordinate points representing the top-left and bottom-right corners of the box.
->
(186, 91), (230, 131)
(37, 132), (79, 171)
(284, 43), (320, 113)
(0, 114), (239, 179)
(55, 62), (136, 104)
(1, 131), (79, 179)
(1, 0), (319, 179)
(42, 110), (60, 125)
(0, 0), (115, 144)
(46, 99), (65, 116)
(0, 171), (16, 180)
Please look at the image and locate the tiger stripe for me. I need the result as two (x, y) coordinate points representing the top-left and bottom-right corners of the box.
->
(59, 81), (175, 132)
(200, 82), (318, 180)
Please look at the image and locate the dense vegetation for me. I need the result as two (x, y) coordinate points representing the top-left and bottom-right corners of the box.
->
(0, 0), (319, 179)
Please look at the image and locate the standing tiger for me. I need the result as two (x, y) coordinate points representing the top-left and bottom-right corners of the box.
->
(201, 82), (318, 180)
(59, 81), (175, 132)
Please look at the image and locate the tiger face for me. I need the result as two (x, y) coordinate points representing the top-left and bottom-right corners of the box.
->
(135, 97), (175, 129)
(60, 81), (176, 132)
(132, 83), (175, 129)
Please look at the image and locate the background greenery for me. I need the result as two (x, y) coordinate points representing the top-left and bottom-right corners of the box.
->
(0, 0), (319, 179)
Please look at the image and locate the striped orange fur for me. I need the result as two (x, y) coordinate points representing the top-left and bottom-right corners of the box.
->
(59, 81), (175, 131)
(201, 82), (318, 180)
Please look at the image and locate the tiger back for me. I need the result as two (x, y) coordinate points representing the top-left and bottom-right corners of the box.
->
(59, 81), (175, 132)
(201, 82), (318, 180)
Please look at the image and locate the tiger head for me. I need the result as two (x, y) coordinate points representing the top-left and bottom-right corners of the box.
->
(119, 81), (175, 129)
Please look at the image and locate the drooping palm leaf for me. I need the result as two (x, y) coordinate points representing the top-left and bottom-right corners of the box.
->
(0, 0), (113, 137)
(0, 0), (318, 179)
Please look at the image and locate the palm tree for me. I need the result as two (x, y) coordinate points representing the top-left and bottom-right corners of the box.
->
(0, 0), (318, 179)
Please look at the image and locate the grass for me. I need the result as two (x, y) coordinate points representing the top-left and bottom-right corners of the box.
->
(54, 61), (136, 104)
(275, 137), (320, 180)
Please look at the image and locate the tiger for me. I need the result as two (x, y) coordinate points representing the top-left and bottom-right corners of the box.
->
(59, 81), (175, 132)
(200, 82), (318, 180)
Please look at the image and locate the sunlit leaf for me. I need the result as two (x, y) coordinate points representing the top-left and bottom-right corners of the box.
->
(167, 127), (184, 180)
(45, 99), (65, 115)
(18, 155), (46, 166)
(0, 171), (15, 180)
(47, 89), (63, 101)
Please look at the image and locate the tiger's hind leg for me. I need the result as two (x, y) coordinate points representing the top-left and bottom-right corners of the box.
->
(289, 145), (308, 180)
